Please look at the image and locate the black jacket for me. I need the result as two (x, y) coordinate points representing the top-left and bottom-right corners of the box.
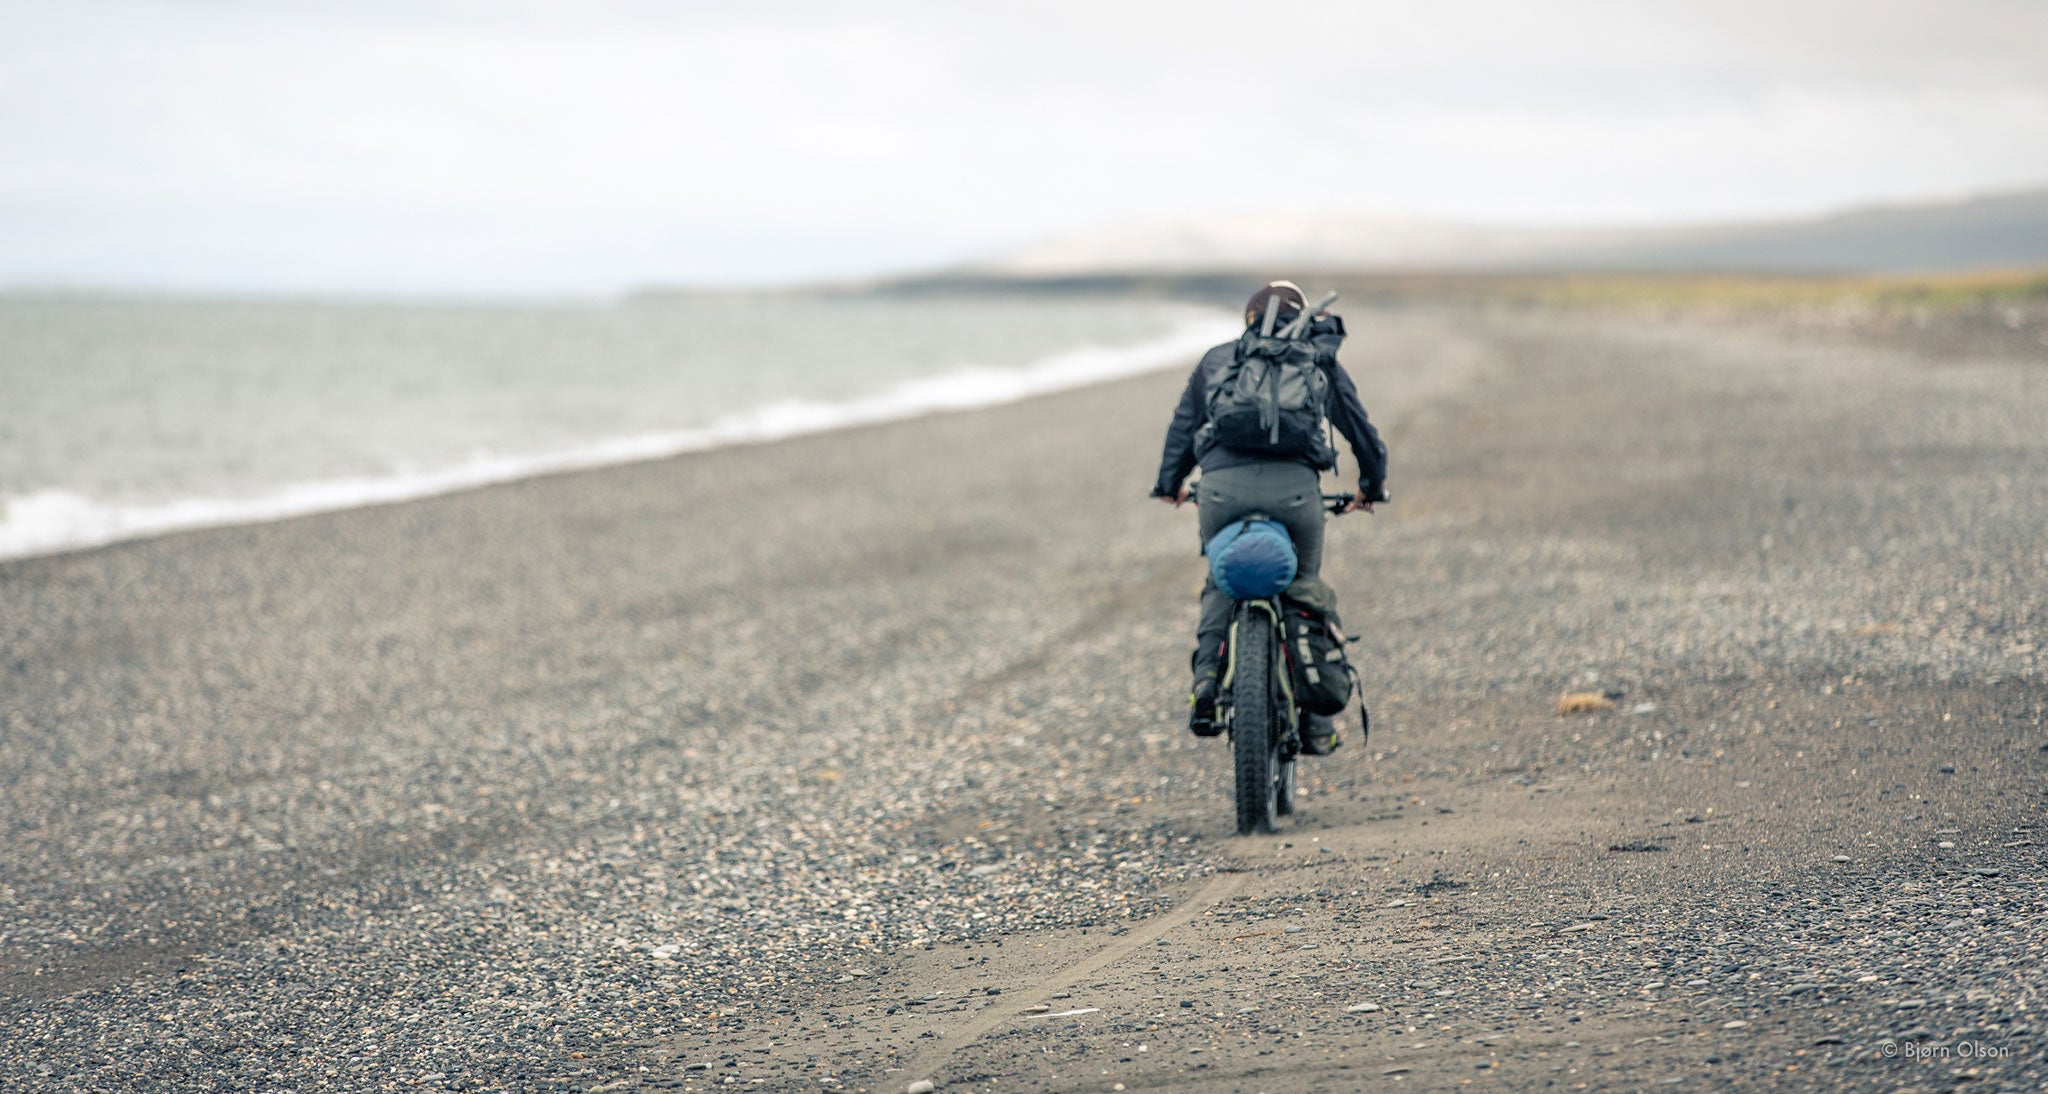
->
(1151, 316), (1387, 498)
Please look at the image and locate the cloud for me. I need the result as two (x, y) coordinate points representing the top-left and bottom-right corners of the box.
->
(2, 1), (2045, 292)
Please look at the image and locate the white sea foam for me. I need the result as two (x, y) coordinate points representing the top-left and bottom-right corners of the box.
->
(0, 317), (1233, 562)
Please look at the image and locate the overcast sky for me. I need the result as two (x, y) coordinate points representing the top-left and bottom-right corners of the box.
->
(5, 0), (2047, 295)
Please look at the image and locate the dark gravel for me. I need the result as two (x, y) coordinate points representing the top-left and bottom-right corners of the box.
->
(3, 304), (2043, 1092)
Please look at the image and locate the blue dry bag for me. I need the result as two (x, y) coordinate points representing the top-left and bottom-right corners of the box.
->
(1205, 519), (1298, 599)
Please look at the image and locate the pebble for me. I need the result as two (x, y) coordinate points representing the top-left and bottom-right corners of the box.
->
(1830, 854), (1852, 863)
(11, 310), (2046, 1094)
(906, 1081), (936, 1094)
(1722, 1020), (1749, 1029)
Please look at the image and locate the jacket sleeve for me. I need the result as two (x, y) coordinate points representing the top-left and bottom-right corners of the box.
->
(1326, 361), (1388, 497)
(1152, 363), (1207, 496)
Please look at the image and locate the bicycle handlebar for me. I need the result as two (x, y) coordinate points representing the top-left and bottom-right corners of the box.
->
(1165, 482), (1371, 515)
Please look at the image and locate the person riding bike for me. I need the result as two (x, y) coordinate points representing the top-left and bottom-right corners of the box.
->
(1150, 281), (1388, 749)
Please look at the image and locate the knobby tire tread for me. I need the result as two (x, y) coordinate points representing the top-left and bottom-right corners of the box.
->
(1232, 618), (1276, 835)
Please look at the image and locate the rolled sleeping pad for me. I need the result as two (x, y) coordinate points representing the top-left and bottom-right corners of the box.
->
(1205, 519), (1298, 599)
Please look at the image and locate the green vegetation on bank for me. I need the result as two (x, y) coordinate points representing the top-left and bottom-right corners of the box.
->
(870, 267), (2048, 321)
(1318, 268), (2048, 315)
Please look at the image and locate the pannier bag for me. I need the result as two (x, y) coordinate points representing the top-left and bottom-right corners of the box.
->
(1281, 576), (1354, 716)
(1205, 519), (1298, 600)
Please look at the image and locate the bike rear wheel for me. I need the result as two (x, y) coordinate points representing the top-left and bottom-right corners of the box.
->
(1231, 615), (1281, 835)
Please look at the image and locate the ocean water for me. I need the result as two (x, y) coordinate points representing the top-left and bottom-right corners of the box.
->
(0, 292), (1234, 560)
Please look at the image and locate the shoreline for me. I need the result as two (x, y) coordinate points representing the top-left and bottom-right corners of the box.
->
(0, 313), (1234, 564)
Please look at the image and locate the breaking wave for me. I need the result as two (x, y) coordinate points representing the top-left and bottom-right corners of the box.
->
(0, 317), (1231, 561)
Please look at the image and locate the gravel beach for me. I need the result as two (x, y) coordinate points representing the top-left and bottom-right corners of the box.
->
(3, 304), (2044, 1092)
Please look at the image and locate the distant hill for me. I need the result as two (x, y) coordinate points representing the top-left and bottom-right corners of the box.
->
(975, 188), (2048, 276)
(1554, 188), (2048, 273)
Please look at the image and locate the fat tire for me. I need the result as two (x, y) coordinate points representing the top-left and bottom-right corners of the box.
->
(1232, 616), (1279, 835)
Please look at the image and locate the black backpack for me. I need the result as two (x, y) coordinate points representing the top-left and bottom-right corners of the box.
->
(1203, 329), (1332, 458)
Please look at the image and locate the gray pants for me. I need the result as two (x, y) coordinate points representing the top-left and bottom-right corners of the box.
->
(1193, 462), (1325, 679)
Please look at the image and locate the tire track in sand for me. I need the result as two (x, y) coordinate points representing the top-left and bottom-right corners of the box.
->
(901, 869), (1246, 1086)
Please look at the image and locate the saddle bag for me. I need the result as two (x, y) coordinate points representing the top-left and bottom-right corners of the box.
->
(1205, 519), (1298, 600)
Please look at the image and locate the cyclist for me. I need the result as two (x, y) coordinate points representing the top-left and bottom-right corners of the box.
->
(1150, 281), (1388, 749)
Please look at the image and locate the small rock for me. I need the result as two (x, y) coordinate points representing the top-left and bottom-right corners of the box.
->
(1347, 1003), (1381, 1013)
(1830, 855), (1852, 863)
(1022, 1004), (1050, 1014)
(1937, 841), (1957, 849)
(1722, 1020), (1749, 1029)
(906, 1082), (937, 1094)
